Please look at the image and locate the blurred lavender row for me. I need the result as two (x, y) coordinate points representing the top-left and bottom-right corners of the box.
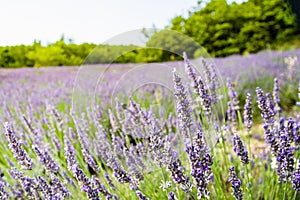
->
(0, 48), (299, 199)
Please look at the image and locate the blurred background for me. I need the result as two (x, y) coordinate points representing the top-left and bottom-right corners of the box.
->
(0, 0), (299, 67)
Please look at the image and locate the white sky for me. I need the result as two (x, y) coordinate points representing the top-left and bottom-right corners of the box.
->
(0, 0), (245, 46)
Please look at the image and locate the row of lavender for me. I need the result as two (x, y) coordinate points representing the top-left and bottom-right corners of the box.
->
(0, 50), (299, 199)
(0, 48), (299, 111)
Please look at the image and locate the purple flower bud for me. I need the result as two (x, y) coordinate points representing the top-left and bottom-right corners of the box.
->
(4, 122), (33, 170)
(186, 130), (212, 198)
(32, 144), (60, 174)
(243, 93), (253, 132)
(0, 181), (9, 199)
(173, 69), (192, 137)
(168, 191), (178, 200)
(228, 166), (243, 200)
(256, 87), (275, 125)
(292, 162), (300, 190)
(136, 190), (149, 200)
(233, 132), (249, 165)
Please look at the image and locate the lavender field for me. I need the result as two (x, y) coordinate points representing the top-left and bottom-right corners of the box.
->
(0, 49), (300, 200)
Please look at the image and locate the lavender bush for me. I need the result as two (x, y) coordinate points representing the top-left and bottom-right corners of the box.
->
(0, 49), (299, 199)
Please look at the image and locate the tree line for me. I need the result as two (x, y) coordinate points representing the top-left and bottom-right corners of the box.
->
(0, 0), (299, 68)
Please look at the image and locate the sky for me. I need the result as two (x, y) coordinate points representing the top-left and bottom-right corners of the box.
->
(0, 0), (245, 46)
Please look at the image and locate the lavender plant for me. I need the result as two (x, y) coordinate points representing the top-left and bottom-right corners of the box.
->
(4, 122), (33, 170)
(0, 50), (299, 199)
(228, 166), (243, 200)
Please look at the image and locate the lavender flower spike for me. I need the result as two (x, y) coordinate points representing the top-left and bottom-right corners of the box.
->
(233, 133), (249, 165)
(50, 173), (71, 198)
(173, 69), (192, 137)
(292, 162), (300, 190)
(4, 122), (33, 170)
(273, 78), (281, 112)
(92, 176), (117, 200)
(168, 191), (178, 200)
(10, 168), (37, 198)
(297, 82), (300, 107)
(36, 176), (53, 199)
(186, 129), (213, 198)
(32, 144), (60, 174)
(256, 87), (275, 124)
(183, 53), (212, 116)
(0, 181), (9, 200)
(104, 173), (116, 190)
(228, 166), (243, 200)
(262, 124), (279, 157)
(243, 93), (253, 132)
(136, 190), (149, 200)
(64, 136), (100, 199)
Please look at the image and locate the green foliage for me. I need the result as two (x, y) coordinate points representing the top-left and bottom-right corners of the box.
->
(146, 29), (201, 60)
(1, 0), (300, 67)
(168, 0), (299, 57)
(0, 39), (96, 68)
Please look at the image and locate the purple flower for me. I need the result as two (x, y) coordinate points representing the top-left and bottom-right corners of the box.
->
(104, 173), (116, 191)
(22, 114), (38, 136)
(50, 173), (71, 198)
(92, 176), (117, 200)
(256, 87), (275, 124)
(292, 162), (300, 190)
(263, 124), (279, 157)
(297, 82), (300, 107)
(136, 190), (149, 200)
(32, 144), (60, 174)
(294, 122), (300, 150)
(243, 93), (253, 132)
(9, 168), (37, 198)
(163, 140), (191, 192)
(124, 149), (144, 184)
(186, 130), (213, 198)
(107, 154), (131, 184)
(184, 54), (212, 116)
(227, 80), (240, 111)
(173, 69), (192, 137)
(36, 176), (53, 199)
(276, 126), (295, 183)
(64, 136), (99, 199)
(4, 122), (33, 170)
(168, 191), (178, 200)
(273, 78), (281, 112)
(202, 58), (220, 105)
(232, 133), (249, 165)
(0, 181), (9, 200)
(166, 153), (190, 192)
(228, 166), (243, 200)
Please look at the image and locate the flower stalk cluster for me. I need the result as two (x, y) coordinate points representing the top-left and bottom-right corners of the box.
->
(273, 78), (281, 113)
(4, 122), (33, 170)
(186, 130), (213, 198)
(0, 181), (9, 200)
(276, 126), (295, 183)
(202, 58), (219, 104)
(91, 176), (117, 200)
(9, 168), (37, 198)
(184, 53), (212, 116)
(292, 162), (300, 190)
(32, 144), (60, 174)
(233, 133), (249, 165)
(256, 87), (276, 124)
(64, 136), (100, 199)
(168, 191), (178, 200)
(228, 166), (243, 200)
(243, 93), (252, 132)
(173, 69), (192, 137)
